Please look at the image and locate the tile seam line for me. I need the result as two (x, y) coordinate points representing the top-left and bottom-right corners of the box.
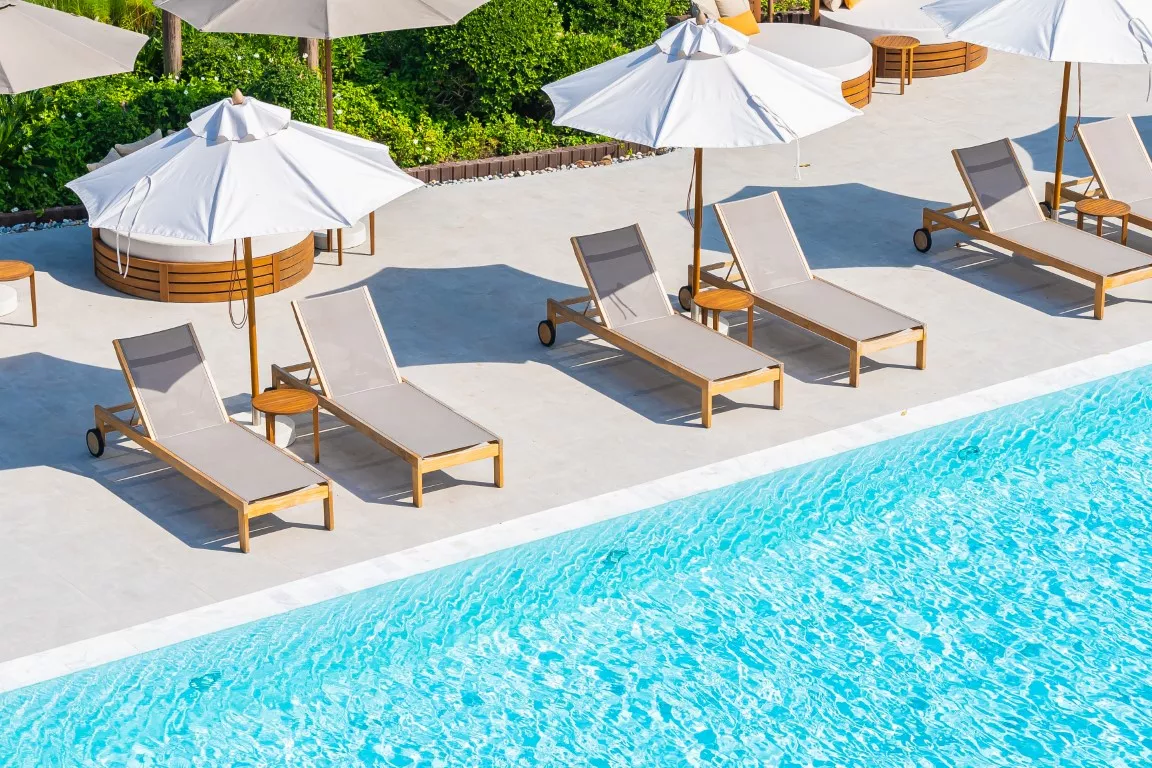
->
(1, 337), (1151, 695)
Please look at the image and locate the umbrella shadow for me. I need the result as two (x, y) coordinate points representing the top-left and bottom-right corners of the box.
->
(1012, 114), (1152, 178)
(0, 352), (325, 554)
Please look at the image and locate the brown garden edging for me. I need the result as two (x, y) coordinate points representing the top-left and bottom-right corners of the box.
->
(0, 140), (655, 228)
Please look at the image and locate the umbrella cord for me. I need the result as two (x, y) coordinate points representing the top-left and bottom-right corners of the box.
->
(227, 240), (247, 330)
(111, 176), (152, 277)
(1129, 18), (1152, 100)
(1065, 63), (1083, 142)
(685, 150), (697, 230)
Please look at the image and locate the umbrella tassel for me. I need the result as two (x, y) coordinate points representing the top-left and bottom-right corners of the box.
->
(111, 176), (153, 278)
(228, 239), (248, 330)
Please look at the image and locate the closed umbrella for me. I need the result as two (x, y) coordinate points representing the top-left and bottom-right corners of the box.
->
(922, 0), (1152, 214)
(68, 91), (422, 402)
(544, 19), (860, 298)
(0, 1), (148, 93)
(154, 0), (492, 129)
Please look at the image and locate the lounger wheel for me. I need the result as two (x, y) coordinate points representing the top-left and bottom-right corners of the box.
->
(678, 285), (693, 311)
(86, 428), (105, 458)
(1039, 201), (1053, 217)
(538, 319), (556, 347)
(913, 228), (932, 253)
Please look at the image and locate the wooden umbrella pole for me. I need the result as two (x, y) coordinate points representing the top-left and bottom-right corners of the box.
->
(1051, 61), (1072, 218)
(325, 38), (335, 130)
(692, 147), (704, 300)
(243, 236), (260, 401)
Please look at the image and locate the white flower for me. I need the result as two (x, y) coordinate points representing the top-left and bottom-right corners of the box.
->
(214, 76), (219, 81)
(253, 52), (260, 59)
(183, 89), (189, 95)
(75, 112), (82, 118)
(412, 139), (419, 145)
(237, 55), (242, 61)
(335, 109), (343, 116)
(302, 53), (309, 61)
(10, 207), (17, 213)
(424, 145), (431, 151)
(148, 76), (154, 82)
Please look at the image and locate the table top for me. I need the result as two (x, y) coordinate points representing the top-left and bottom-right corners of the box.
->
(251, 388), (319, 416)
(693, 288), (755, 312)
(1075, 198), (1131, 217)
(872, 35), (921, 50)
(0, 261), (34, 282)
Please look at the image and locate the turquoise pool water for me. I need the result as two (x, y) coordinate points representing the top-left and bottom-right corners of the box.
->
(4, 371), (1152, 766)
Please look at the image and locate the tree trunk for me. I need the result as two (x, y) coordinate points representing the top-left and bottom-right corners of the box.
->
(298, 37), (319, 70)
(162, 11), (182, 77)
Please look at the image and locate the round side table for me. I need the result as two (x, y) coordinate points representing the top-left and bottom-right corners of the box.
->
(872, 35), (920, 96)
(692, 288), (756, 345)
(0, 260), (36, 326)
(252, 389), (320, 462)
(1076, 198), (1130, 245)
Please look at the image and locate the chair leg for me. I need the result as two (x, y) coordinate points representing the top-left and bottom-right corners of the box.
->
(1094, 283), (1106, 320)
(493, 446), (505, 488)
(412, 463), (424, 507)
(28, 273), (37, 327)
(701, 387), (713, 428)
(916, 332), (927, 370)
(238, 508), (251, 553)
(774, 375), (784, 410)
(369, 211), (377, 256)
(323, 490), (334, 531)
(849, 346), (861, 388)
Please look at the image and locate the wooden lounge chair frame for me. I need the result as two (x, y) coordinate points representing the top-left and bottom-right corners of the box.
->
(541, 228), (784, 428)
(89, 333), (334, 554)
(1043, 119), (1152, 231)
(915, 143), (1152, 320)
(695, 204), (926, 388)
(271, 298), (503, 508)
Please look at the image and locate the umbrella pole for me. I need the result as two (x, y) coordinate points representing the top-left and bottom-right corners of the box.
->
(243, 236), (260, 404)
(692, 148), (704, 300)
(325, 38), (335, 130)
(1051, 61), (1072, 218)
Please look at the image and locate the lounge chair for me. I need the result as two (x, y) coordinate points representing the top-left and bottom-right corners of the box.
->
(1046, 115), (1152, 235)
(691, 191), (925, 387)
(271, 287), (502, 507)
(537, 224), (783, 427)
(86, 324), (334, 553)
(915, 138), (1152, 319)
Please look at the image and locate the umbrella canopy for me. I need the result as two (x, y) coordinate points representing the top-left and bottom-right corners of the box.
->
(544, 19), (860, 294)
(0, 1), (148, 94)
(68, 93), (422, 402)
(155, 0), (492, 128)
(922, 0), (1152, 212)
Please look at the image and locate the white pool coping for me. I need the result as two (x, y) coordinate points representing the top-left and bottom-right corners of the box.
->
(2, 339), (1151, 695)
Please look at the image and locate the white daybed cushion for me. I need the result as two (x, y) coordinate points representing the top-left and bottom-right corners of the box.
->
(820, 0), (950, 44)
(313, 218), (368, 250)
(749, 23), (872, 81)
(114, 129), (163, 156)
(86, 148), (122, 173)
(98, 229), (310, 263)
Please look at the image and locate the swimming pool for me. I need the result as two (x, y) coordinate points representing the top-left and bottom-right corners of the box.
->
(3, 369), (1152, 766)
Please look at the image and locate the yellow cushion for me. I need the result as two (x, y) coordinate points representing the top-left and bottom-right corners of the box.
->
(843, 0), (862, 7)
(719, 9), (760, 35)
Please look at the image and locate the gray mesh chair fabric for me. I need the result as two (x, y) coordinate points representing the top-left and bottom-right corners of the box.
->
(718, 192), (919, 341)
(997, 220), (1152, 277)
(163, 423), (325, 502)
(616, 315), (778, 381)
(295, 290), (400, 398)
(955, 140), (1045, 233)
(574, 225), (673, 329)
(715, 194), (810, 293)
(1078, 116), (1152, 207)
(116, 324), (323, 503)
(117, 325), (226, 439)
(295, 287), (496, 458)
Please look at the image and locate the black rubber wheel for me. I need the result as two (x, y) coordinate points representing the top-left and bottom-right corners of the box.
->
(538, 319), (556, 347)
(1039, 201), (1053, 217)
(677, 285), (694, 311)
(86, 428), (105, 458)
(913, 228), (933, 253)
(263, 386), (275, 393)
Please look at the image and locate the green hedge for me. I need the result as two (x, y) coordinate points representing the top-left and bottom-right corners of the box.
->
(5, 0), (686, 212)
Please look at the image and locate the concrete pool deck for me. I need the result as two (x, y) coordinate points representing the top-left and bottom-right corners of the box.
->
(2, 50), (1152, 668)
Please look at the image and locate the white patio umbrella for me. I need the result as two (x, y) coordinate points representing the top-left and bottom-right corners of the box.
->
(544, 18), (860, 297)
(922, 0), (1152, 214)
(0, 1), (148, 93)
(68, 91), (422, 401)
(154, 0), (492, 129)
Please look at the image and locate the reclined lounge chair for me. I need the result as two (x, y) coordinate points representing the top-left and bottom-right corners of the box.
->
(695, 191), (925, 387)
(272, 287), (502, 507)
(915, 138), (1152, 319)
(538, 224), (783, 427)
(87, 324), (334, 553)
(1046, 115), (1152, 239)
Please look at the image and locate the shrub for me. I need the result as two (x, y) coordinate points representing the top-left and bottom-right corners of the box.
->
(250, 61), (323, 125)
(558, 0), (674, 49)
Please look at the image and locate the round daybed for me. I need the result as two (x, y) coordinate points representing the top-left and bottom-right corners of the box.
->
(817, 0), (987, 78)
(749, 23), (873, 107)
(92, 229), (314, 303)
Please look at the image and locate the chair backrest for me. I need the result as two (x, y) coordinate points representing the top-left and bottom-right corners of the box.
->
(115, 324), (227, 440)
(953, 139), (1044, 233)
(1078, 116), (1152, 205)
(571, 224), (672, 329)
(715, 192), (811, 294)
(293, 287), (401, 398)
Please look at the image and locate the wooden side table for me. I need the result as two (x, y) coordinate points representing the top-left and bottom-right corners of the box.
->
(692, 288), (756, 345)
(872, 35), (920, 95)
(252, 389), (321, 462)
(1076, 198), (1130, 245)
(0, 260), (36, 326)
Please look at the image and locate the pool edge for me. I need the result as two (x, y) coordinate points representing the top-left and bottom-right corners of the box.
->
(3, 339), (1151, 695)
